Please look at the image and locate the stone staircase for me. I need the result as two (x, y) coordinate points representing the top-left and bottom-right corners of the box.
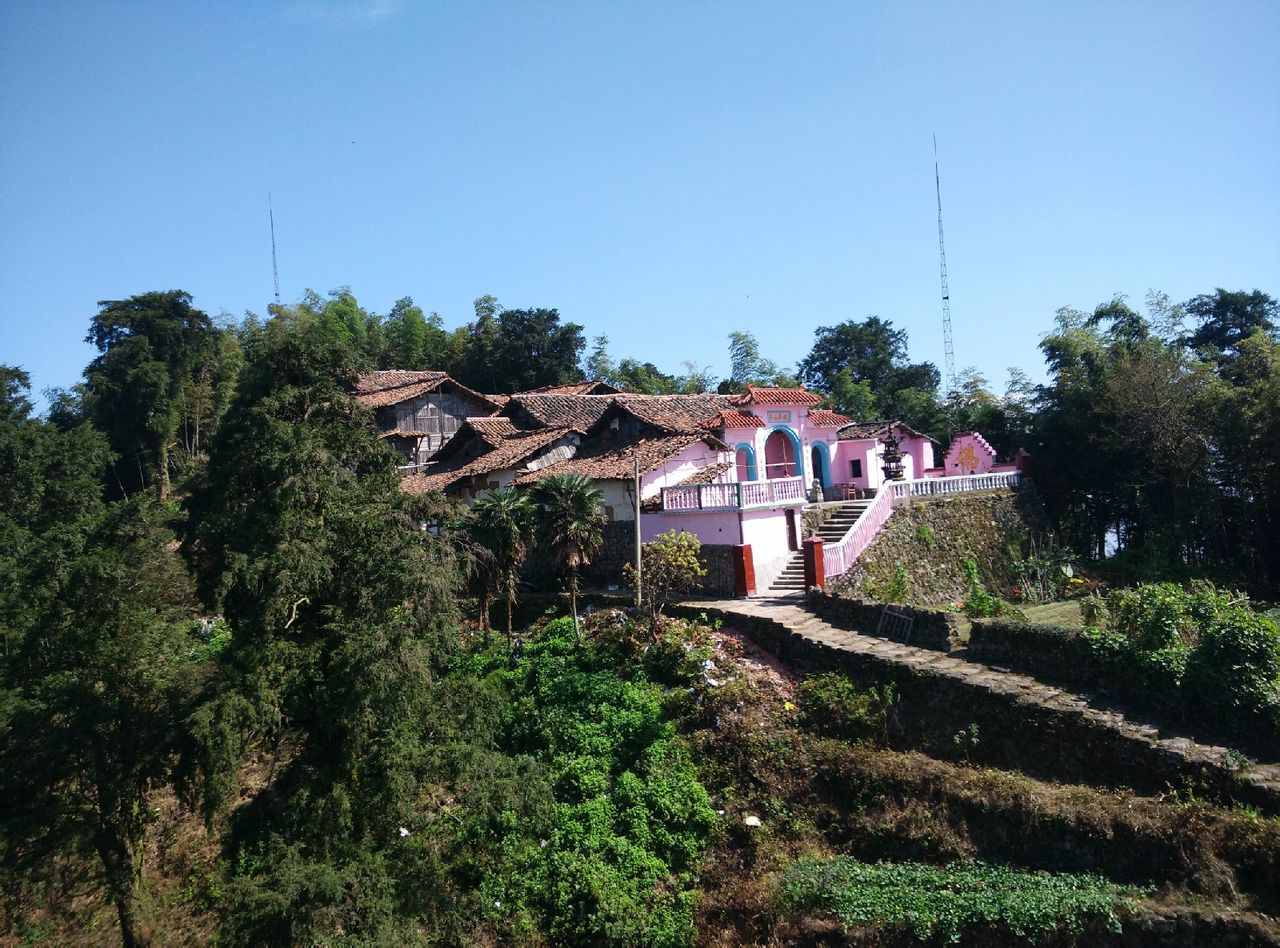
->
(765, 499), (874, 594)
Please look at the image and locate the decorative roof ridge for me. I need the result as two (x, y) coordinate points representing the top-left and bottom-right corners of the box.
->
(951, 429), (998, 457)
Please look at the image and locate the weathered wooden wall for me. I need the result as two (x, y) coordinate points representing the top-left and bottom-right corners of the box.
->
(378, 390), (494, 463)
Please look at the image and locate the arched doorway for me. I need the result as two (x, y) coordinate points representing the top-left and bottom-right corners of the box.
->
(763, 427), (800, 480)
(810, 442), (832, 493)
(734, 443), (758, 481)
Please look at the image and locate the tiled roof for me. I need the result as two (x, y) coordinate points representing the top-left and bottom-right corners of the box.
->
(465, 416), (518, 448)
(504, 392), (734, 434)
(514, 432), (728, 485)
(612, 393), (735, 433)
(807, 409), (853, 427)
(837, 419), (934, 442)
(352, 370), (501, 411)
(732, 385), (824, 407)
(378, 428), (431, 438)
(520, 380), (624, 396)
(674, 461), (733, 485)
(353, 370), (447, 394)
(400, 426), (574, 495)
(701, 409), (764, 429)
(504, 394), (616, 430)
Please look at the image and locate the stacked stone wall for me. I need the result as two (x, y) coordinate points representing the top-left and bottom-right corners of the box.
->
(830, 488), (1050, 606)
(667, 602), (1280, 813)
(806, 589), (960, 652)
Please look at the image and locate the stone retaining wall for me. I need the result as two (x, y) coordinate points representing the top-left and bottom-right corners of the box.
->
(698, 545), (738, 598)
(806, 589), (960, 652)
(583, 530), (737, 598)
(669, 601), (1280, 814)
(970, 618), (1280, 762)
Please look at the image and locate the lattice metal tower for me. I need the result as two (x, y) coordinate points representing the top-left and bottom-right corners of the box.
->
(269, 194), (281, 305)
(934, 135), (956, 396)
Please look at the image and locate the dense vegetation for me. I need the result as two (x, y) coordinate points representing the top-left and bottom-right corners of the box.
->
(3, 283), (1279, 944)
(776, 857), (1138, 941)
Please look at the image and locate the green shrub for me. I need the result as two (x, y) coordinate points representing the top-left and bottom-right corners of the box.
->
(961, 557), (1004, 618)
(984, 585), (1280, 747)
(1184, 608), (1280, 733)
(797, 674), (896, 744)
(1008, 537), (1076, 604)
(915, 523), (935, 550)
(775, 857), (1139, 941)
(626, 529), (707, 624)
(1105, 582), (1231, 650)
(1080, 593), (1109, 628)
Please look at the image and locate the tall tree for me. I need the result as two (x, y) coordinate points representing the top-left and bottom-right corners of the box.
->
(1183, 288), (1278, 360)
(797, 316), (941, 428)
(455, 298), (585, 393)
(531, 473), (605, 641)
(382, 296), (456, 371)
(84, 291), (218, 499)
(2, 368), (205, 946)
(185, 307), (462, 939)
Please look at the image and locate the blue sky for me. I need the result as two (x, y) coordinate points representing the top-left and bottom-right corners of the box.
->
(2, 0), (1277, 403)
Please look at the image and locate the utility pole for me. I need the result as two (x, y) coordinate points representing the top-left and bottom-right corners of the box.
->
(934, 135), (956, 397)
(634, 457), (642, 608)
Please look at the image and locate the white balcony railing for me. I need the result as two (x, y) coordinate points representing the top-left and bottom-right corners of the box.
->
(823, 472), (1023, 579)
(889, 471), (1022, 502)
(660, 475), (806, 513)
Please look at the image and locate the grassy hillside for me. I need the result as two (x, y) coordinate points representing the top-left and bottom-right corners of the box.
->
(7, 609), (1277, 945)
(831, 489), (1054, 607)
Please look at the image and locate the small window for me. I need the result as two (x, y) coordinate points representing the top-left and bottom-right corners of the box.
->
(850, 459), (863, 479)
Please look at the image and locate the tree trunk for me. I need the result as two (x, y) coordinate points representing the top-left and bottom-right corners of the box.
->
(506, 592), (514, 647)
(156, 438), (170, 503)
(569, 569), (580, 644)
(96, 827), (149, 947)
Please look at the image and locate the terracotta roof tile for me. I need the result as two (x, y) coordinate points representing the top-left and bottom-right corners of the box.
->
(733, 385), (824, 407)
(611, 393), (735, 432)
(807, 409), (853, 427)
(400, 426), (574, 495)
(837, 419), (934, 442)
(703, 409), (764, 429)
(675, 461), (733, 485)
(353, 370), (448, 394)
(514, 432), (728, 485)
(465, 416), (518, 448)
(519, 380), (624, 395)
(504, 394), (616, 430)
(352, 370), (502, 410)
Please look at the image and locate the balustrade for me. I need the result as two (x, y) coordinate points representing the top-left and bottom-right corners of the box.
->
(658, 475), (806, 512)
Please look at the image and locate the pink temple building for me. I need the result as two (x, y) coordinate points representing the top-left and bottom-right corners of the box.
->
(357, 373), (1025, 596)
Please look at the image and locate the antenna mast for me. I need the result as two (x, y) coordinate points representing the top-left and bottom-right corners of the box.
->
(269, 194), (281, 305)
(934, 135), (956, 396)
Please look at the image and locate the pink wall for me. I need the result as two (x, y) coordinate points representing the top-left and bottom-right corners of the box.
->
(942, 431), (997, 476)
(638, 441), (733, 501)
(641, 510), (741, 545)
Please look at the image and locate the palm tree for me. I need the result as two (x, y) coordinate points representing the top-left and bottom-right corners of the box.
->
(467, 488), (535, 644)
(531, 472), (605, 641)
(449, 517), (500, 640)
